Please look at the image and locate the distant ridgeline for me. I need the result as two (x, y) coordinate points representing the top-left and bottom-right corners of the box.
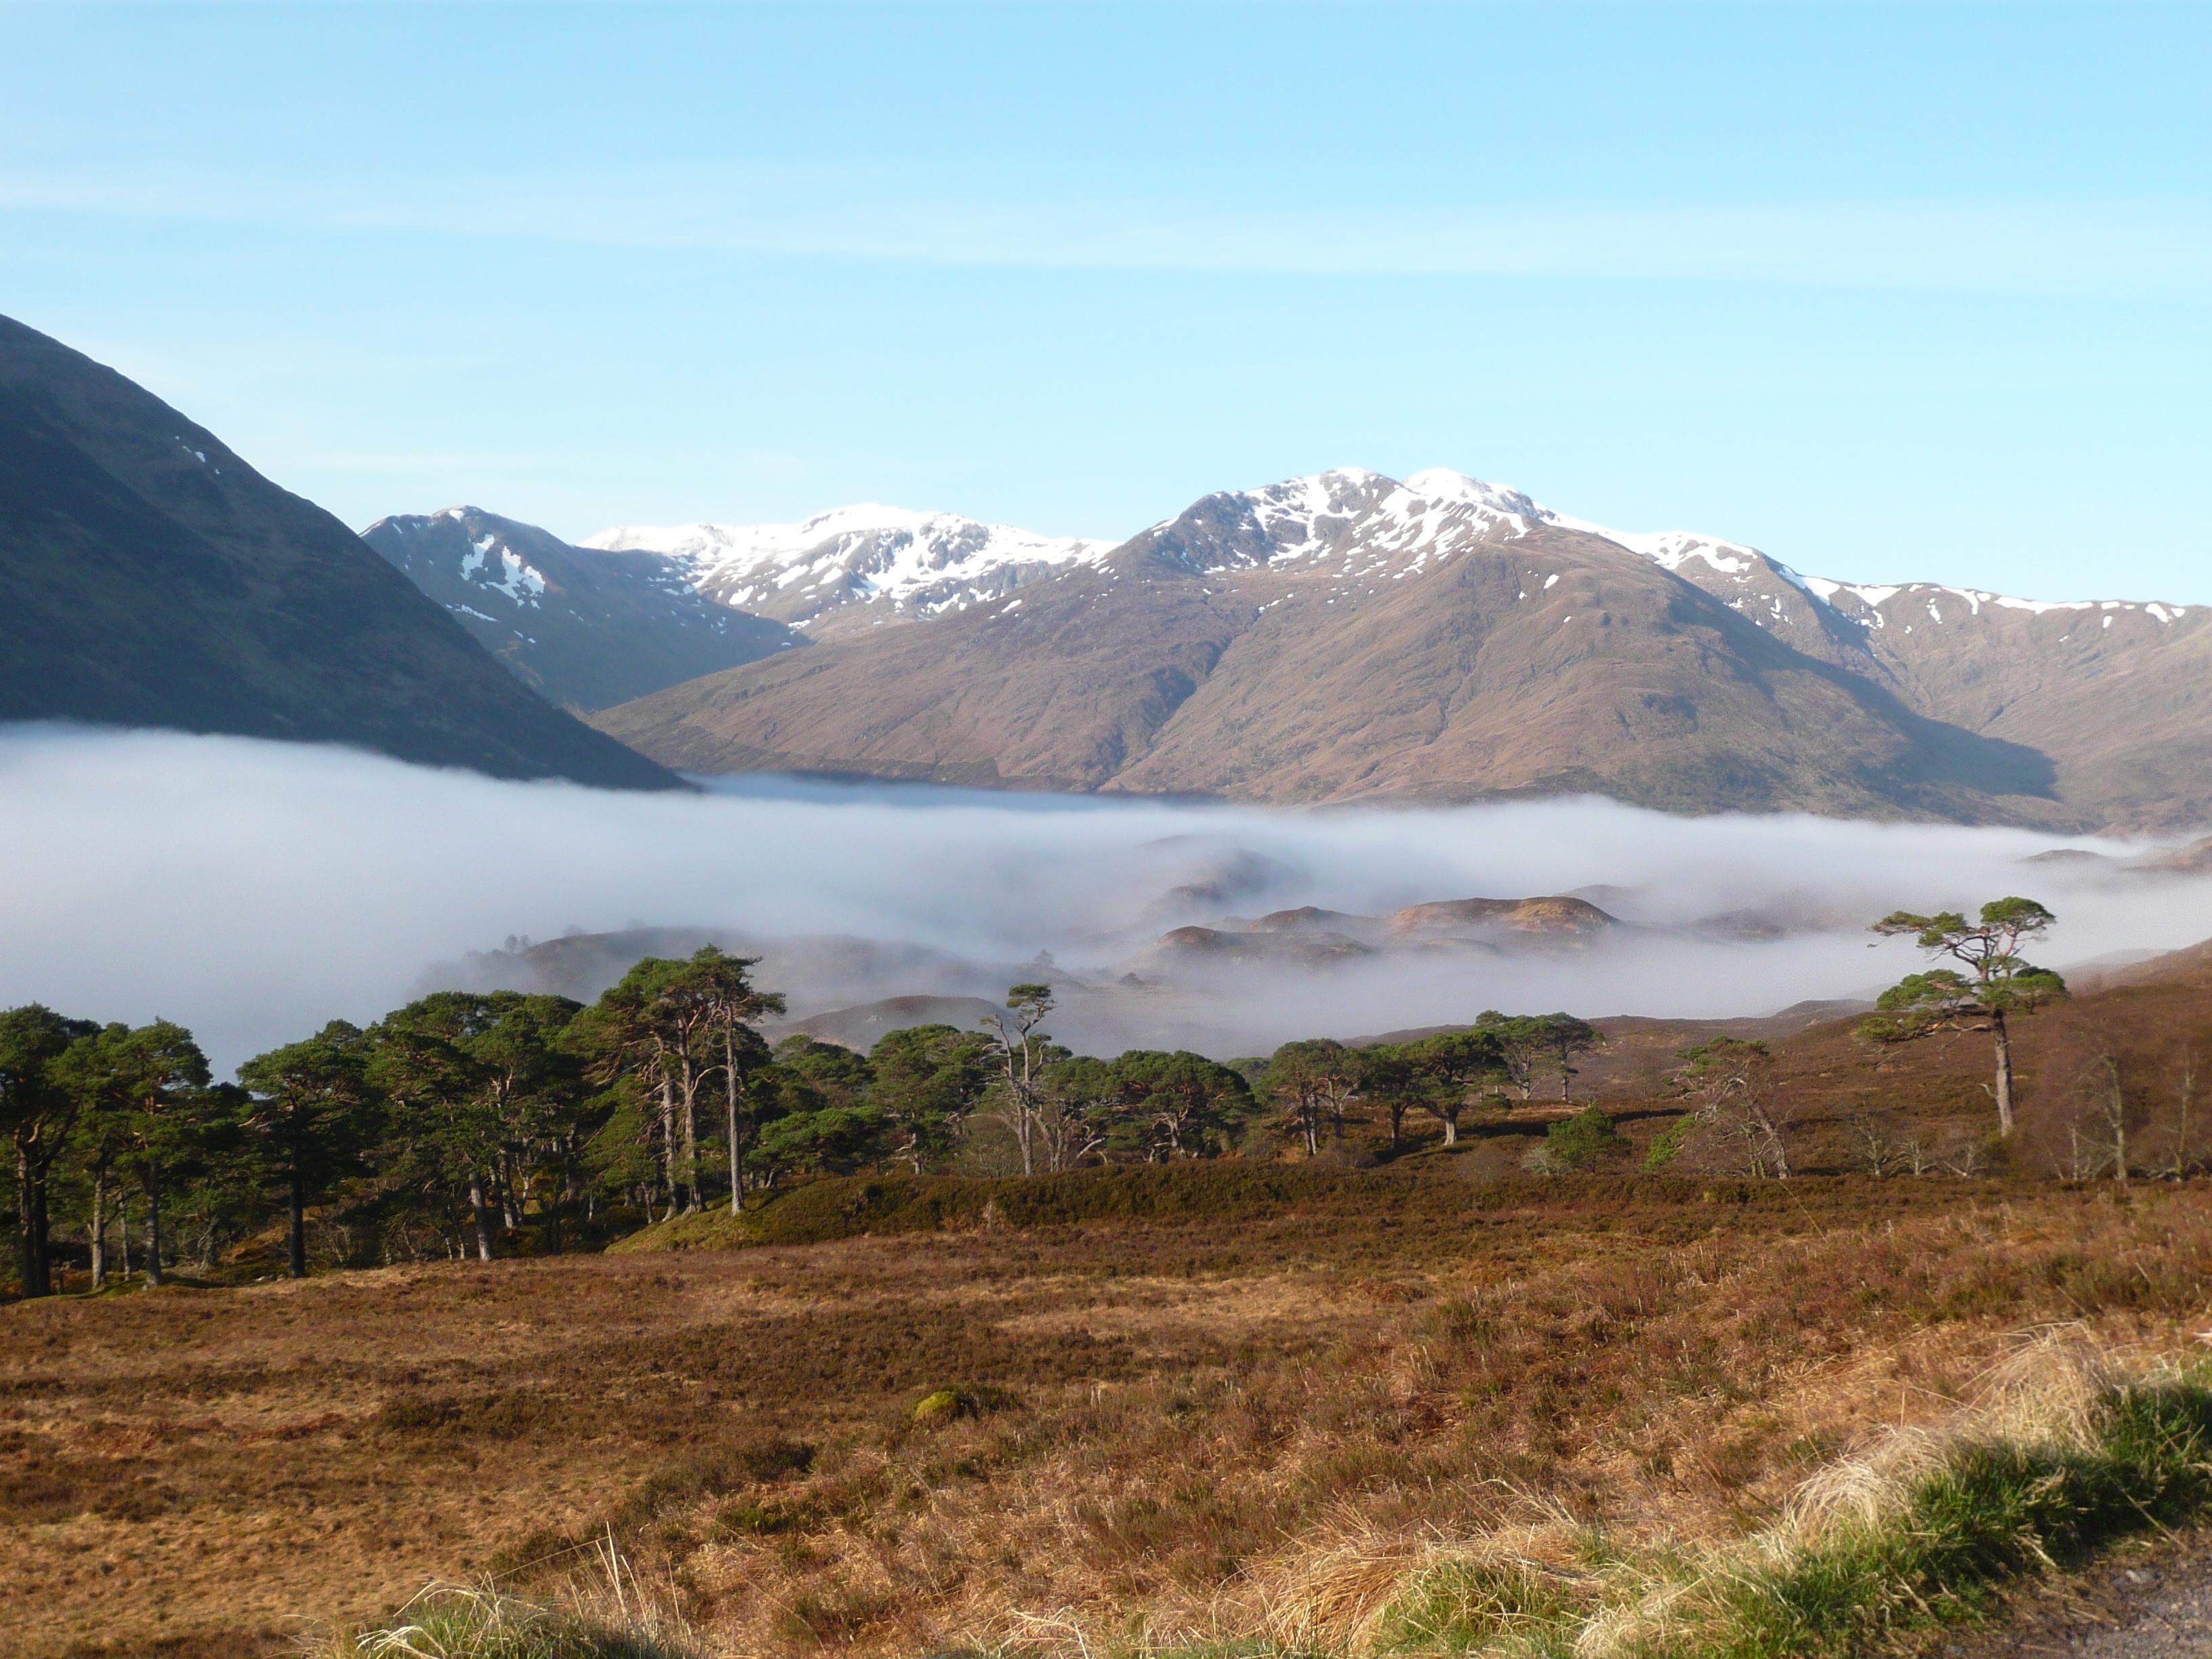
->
(544, 472), (2209, 831)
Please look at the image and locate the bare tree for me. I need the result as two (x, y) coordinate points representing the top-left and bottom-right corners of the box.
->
(980, 983), (1056, 1177)
(1673, 1039), (1792, 1179)
(2070, 1052), (2131, 1185)
(1845, 1108), (1902, 1178)
(2170, 1046), (2200, 1179)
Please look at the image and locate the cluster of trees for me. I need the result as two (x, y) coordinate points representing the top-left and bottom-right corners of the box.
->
(1, 948), (1602, 1298)
(1, 894), (2088, 1295)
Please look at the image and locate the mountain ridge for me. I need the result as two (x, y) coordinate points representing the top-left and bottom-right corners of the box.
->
(583, 468), (2205, 830)
(584, 504), (1114, 636)
(580, 467), (2202, 645)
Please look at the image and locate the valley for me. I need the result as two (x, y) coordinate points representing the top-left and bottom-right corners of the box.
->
(9, 11), (2212, 1659)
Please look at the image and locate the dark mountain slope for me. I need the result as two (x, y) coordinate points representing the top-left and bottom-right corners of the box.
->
(0, 316), (675, 788)
(363, 508), (804, 712)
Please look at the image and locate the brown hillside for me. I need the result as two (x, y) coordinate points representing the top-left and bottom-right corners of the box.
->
(1390, 895), (1615, 937)
(594, 553), (1248, 788)
(597, 526), (2070, 823)
(1585, 935), (2212, 1177)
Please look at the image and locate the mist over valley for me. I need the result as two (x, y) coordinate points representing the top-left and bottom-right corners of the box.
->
(7, 724), (2209, 1073)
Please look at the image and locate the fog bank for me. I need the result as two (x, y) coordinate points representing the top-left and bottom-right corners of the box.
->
(3, 724), (2208, 1071)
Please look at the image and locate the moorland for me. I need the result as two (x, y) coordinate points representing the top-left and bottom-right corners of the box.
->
(8, 903), (2212, 1658)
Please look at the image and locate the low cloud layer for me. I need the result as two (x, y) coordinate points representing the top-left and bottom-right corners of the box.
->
(5, 724), (2210, 1072)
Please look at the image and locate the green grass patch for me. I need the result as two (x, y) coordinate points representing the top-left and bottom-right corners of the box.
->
(1641, 1375), (2212, 1658)
(1371, 1559), (1588, 1655)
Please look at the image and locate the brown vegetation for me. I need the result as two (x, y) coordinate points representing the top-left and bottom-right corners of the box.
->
(7, 1166), (2212, 1659)
(9, 944), (2212, 1658)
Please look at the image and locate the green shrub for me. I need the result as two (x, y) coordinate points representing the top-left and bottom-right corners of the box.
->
(1526, 1108), (1631, 1174)
(1643, 1118), (1696, 1172)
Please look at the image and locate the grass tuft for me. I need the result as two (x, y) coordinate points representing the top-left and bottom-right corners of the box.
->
(334, 1587), (692, 1659)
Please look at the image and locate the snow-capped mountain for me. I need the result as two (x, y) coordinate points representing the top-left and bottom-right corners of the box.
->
(588, 466), (2212, 832)
(1138, 465), (2200, 644)
(1125, 468), (1548, 581)
(364, 508), (803, 712)
(584, 505), (1115, 634)
(576, 466), (2203, 699)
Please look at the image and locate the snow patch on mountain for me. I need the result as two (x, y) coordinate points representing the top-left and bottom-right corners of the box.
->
(459, 533), (547, 607)
(371, 506), (552, 616)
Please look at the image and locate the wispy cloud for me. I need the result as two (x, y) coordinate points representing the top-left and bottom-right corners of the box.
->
(7, 159), (2210, 293)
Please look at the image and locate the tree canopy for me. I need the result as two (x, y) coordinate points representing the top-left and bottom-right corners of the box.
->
(1862, 897), (2066, 1136)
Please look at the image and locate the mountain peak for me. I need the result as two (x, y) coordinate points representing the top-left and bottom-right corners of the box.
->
(1401, 468), (1551, 523)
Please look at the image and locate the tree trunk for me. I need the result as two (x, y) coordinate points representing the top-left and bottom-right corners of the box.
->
(1441, 1108), (1459, 1147)
(89, 1167), (108, 1290)
(288, 1153), (308, 1279)
(119, 1197), (131, 1279)
(468, 1172), (494, 1263)
(724, 1027), (746, 1213)
(1750, 1104), (1790, 1180)
(681, 1081), (700, 1212)
(547, 1179), (565, 1256)
(16, 1147), (49, 1299)
(1992, 1013), (2015, 1136)
(659, 1073), (680, 1211)
(144, 1166), (165, 1288)
(500, 1150), (522, 1230)
(2108, 1061), (2129, 1185)
(2177, 1065), (2193, 1178)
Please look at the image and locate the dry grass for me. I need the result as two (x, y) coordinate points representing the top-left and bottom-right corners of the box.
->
(325, 1539), (699, 1659)
(7, 1174), (2212, 1659)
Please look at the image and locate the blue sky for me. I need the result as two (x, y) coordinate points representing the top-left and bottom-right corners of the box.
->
(3, 1), (2209, 600)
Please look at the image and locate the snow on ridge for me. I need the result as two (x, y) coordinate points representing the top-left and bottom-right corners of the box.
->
(1542, 510), (2197, 630)
(1171, 467), (1550, 576)
(565, 475), (2201, 633)
(1802, 579), (2194, 626)
(586, 505), (1116, 617)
